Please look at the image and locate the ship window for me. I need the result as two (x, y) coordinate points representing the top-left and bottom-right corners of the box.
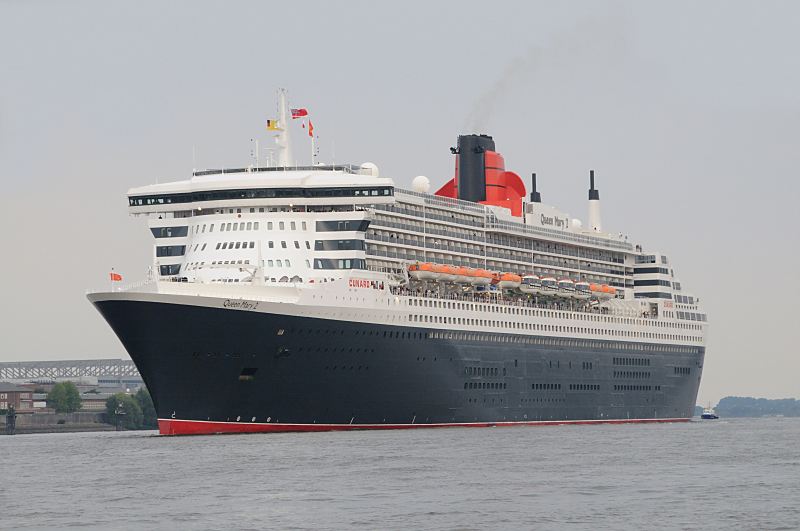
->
(201, 244), (207, 251)
(246, 222), (252, 230)
(302, 222), (307, 230)
(268, 260), (274, 267)
(269, 241), (274, 248)
(235, 242), (241, 249)
(209, 224), (214, 232)
(226, 223), (232, 231)
(249, 242), (255, 248)
(286, 259), (291, 267)
(281, 241), (287, 248)
(233, 224), (238, 231)
(294, 241), (300, 249)
(159, 264), (181, 276)
(268, 222), (273, 230)
(277, 260), (283, 267)
(305, 260), (311, 268)
(254, 222), (259, 230)
(279, 222), (285, 230)
(291, 221), (296, 230)
(156, 245), (186, 257)
(221, 242), (228, 249)
(305, 241), (310, 249)
(239, 222), (245, 230)
(150, 226), (188, 238)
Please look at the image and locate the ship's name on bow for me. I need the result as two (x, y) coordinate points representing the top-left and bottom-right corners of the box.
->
(223, 299), (259, 310)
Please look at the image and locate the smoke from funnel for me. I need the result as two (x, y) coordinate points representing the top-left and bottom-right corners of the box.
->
(462, 14), (629, 133)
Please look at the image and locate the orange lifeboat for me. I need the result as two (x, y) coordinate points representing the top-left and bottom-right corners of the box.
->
(589, 283), (617, 300)
(408, 262), (437, 281)
(441, 265), (459, 282)
(453, 266), (472, 284)
(470, 269), (493, 286)
(493, 272), (522, 290)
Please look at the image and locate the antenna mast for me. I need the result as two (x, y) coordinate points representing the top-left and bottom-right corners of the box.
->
(275, 88), (293, 167)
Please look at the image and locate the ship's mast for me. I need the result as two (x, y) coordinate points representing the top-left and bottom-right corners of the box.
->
(276, 88), (293, 167)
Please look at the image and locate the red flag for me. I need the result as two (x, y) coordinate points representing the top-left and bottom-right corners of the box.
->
(291, 108), (308, 119)
(110, 272), (122, 282)
(308, 120), (314, 137)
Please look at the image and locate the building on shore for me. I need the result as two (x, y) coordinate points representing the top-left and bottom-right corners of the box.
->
(0, 383), (34, 413)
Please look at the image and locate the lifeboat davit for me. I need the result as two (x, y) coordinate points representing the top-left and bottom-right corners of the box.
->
(541, 277), (558, 295)
(574, 281), (591, 300)
(493, 272), (522, 290)
(519, 275), (543, 295)
(556, 278), (575, 298)
(470, 268), (493, 286)
(590, 283), (617, 300)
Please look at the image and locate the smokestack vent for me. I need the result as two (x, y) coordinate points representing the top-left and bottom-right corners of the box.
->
(589, 169), (599, 200)
(455, 134), (495, 202)
(530, 173), (541, 203)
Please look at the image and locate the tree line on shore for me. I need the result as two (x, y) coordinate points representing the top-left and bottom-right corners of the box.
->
(43, 381), (157, 429)
(713, 396), (800, 417)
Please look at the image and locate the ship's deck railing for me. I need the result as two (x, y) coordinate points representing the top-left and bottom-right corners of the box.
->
(192, 164), (361, 177)
(486, 219), (634, 251)
(389, 285), (646, 319)
(393, 188), (635, 251)
(366, 233), (628, 277)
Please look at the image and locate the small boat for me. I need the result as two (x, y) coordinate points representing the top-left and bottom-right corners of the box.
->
(493, 272), (522, 290)
(574, 281), (591, 300)
(590, 283), (616, 300)
(470, 269), (494, 286)
(408, 262), (437, 281)
(556, 278), (576, 298)
(541, 277), (558, 295)
(701, 407), (719, 420)
(519, 275), (543, 295)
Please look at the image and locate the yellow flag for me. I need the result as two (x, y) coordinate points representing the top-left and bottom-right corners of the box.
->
(266, 119), (282, 131)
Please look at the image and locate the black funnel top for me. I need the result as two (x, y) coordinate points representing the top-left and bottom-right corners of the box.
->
(589, 170), (600, 200)
(530, 173), (541, 203)
(456, 134), (495, 202)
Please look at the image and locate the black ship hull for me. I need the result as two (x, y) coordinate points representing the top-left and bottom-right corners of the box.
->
(92, 297), (704, 435)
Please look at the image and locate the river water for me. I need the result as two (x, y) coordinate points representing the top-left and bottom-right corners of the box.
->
(1, 417), (798, 530)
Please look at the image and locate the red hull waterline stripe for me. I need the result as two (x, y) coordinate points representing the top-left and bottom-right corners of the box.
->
(157, 417), (691, 436)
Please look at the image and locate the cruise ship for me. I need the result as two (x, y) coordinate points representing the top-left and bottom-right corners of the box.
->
(89, 91), (707, 435)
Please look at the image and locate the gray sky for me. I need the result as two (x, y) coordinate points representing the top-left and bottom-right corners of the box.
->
(1, 0), (798, 405)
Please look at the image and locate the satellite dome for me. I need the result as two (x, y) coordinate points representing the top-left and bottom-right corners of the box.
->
(360, 162), (379, 177)
(412, 175), (431, 193)
(572, 218), (583, 229)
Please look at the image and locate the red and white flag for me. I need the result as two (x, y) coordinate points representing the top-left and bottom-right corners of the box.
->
(110, 272), (123, 282)
(291, 108), (308, 119)
(308, 120), (314, 137)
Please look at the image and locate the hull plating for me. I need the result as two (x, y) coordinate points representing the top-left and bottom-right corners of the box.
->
(92, 297), (704, 436)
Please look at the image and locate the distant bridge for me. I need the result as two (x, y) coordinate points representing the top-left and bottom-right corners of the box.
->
(0, 359), (140, 380)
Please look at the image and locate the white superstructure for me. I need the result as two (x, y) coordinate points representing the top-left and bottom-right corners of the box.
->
(117, 93), (707, 352)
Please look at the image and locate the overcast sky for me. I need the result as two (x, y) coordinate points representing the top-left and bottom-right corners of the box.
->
(1, 0), (798, 404)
